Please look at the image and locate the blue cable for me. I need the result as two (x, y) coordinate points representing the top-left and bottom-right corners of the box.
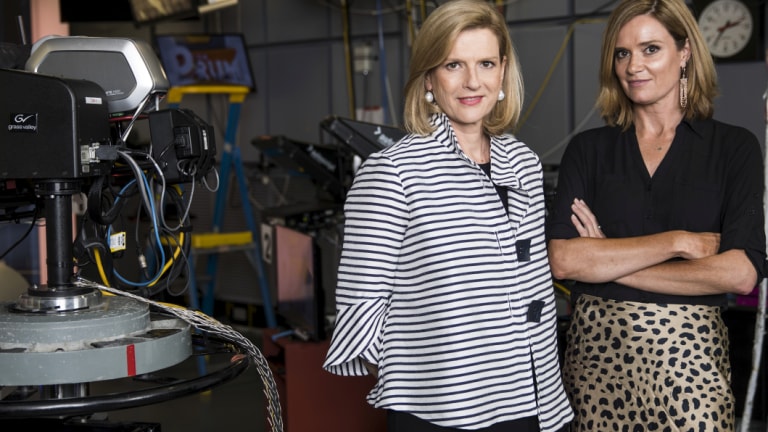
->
(270, 329), (296, 342)
(108, 174), (167, 287)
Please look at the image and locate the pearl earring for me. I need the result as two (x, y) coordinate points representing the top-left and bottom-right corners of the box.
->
(498, 90), (505, 101)
(425, 91), (434, 103)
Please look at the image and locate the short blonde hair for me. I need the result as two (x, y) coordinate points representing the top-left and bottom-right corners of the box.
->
(598, 0), (718, 129)
(402, 0), (523, 136)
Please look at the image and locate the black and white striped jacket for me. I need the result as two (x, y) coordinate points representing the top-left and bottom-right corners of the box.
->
(323, 113), (573, 431)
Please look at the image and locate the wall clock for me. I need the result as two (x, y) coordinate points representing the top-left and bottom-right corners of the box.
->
(694, 0), (763, 62)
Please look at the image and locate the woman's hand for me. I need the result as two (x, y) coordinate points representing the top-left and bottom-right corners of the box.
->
(570, 198), (605, 238)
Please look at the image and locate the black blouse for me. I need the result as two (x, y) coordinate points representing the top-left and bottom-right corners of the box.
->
(546, 118), (767, 305)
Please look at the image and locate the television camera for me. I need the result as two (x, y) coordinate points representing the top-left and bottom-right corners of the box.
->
(0, 36), (244, 429)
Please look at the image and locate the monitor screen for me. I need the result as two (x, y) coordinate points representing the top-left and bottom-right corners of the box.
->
(274, 225), (325, 341)
(154, 33), (256, 91)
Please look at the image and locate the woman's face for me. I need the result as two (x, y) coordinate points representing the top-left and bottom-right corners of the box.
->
(426, 28), (506, 132)
(613, 14), (689, 109)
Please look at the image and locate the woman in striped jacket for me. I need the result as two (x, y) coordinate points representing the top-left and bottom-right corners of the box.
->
(323, 1), (573, 431)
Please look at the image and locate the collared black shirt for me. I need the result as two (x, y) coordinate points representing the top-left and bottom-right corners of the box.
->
(546, 118), (767, 305)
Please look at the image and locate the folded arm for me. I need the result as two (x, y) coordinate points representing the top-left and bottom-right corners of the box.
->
(616, 249), (756, 295)
(548, 198), (756, 296)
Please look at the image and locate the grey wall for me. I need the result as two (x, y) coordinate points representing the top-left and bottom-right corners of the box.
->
(69, 0), (768, 167)
(62, 0), (768, 307)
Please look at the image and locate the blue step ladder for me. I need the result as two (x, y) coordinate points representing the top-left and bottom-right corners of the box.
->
(167, 84), (277, 339)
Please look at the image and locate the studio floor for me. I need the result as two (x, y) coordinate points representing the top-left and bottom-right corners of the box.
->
(3, 323), (768, 432)
(100, 325), (269, 432)
(87, 322), (768, 432)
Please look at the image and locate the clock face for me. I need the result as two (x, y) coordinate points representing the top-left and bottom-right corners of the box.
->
(698, 0), (754, 58)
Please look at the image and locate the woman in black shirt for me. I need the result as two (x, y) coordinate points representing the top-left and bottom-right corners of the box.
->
(546, 0), (767, 430)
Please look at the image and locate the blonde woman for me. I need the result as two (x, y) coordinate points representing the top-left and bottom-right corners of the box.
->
(324, 1), (572, 431)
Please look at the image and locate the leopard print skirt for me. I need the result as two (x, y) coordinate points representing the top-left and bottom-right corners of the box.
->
(562, 294), (734, 432)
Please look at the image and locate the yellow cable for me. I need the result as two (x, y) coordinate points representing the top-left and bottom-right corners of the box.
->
(147, 231), (185, 288)
(92, 185), (189, 294)
(93, 248), (111, 287)
(95, 231), (185, 289)
(518, 18), (605, 129)
(553, 281), (571, 297)
(147, 185), (186, 287)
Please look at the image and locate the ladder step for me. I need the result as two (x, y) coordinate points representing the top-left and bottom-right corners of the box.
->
(191, 231), (253, 249)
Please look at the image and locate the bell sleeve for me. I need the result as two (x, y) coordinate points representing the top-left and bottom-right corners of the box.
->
(323, 152), (407, 376)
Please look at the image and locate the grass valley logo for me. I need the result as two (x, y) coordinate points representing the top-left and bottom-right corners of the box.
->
(8, 113), (37, 133)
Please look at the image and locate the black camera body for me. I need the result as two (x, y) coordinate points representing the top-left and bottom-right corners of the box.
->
(0, 68), (112, 179)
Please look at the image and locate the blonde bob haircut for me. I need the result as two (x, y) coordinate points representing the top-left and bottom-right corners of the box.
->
(598, 0), (718, 129)
(403, 0), (523, 136)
